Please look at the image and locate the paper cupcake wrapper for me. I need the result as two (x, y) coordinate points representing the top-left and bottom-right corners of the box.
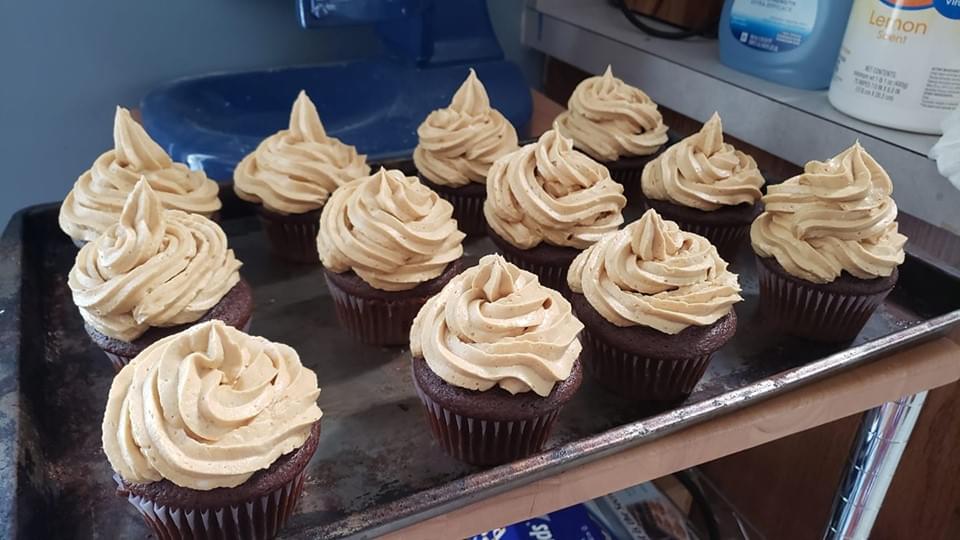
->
(101, 317), (253, 372)
(581, 327), (713, 402)
(433, 187), (486, 237)
(669, 220), (749, 262)
(120, 469), (307, 540)
(324, 275), (427, 346)
(413, 379), (561, 466)
(257, 214), (320, 264)
(496, 251), (571, 295)
(756, 258), (893, 343)
(606, 161), (646, 203)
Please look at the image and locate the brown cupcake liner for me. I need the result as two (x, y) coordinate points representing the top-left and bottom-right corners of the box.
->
(324, 275), (427, 346)
(419, 178), (486, 237)
(102, 317), (252, 371)
(257, 209), (320, 264)
(756, 258), (893, 343)
(581, 326), (713, 402)
(605, 160), (646, 203)
(412, 378), (562, 466)
(120, 468), (307, 540)
(669, 220), (749, 262)
(496, 250), (571, 294)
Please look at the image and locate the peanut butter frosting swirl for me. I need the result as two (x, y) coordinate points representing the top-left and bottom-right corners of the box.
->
(69, 179), (242, 342)
(568, 209), (742, 334)
(483, 129), (627, 250)
(233, 91), (370, 214)
(411, 254), (583, 397)
(641, 113), (764, 211)
(317, 168), (465, 291)
(102, 320), (323, 490)
(413, 69), (519, 187)
(59, 107), (221, 243)
(555, 66), (669, 162)
(750, 142), (907, 284)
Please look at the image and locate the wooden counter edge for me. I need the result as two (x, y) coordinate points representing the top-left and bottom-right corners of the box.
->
(381, 336), (960, 539)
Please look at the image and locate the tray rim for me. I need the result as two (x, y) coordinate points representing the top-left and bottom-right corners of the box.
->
(3, 202), (960, 540)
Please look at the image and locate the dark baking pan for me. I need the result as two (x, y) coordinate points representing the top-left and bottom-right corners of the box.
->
(2, 188), (958, 539)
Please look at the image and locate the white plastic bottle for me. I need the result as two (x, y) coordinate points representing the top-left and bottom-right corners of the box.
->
(829, 0), (960, 135)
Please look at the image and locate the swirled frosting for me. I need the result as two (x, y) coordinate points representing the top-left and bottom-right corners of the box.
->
(317, 168), (465, 291)
(59, 107), (221, 243)
(233, 91), (370, 214)
(413, 69), (519, 187)
(641, 113), (764, 211)
(484, 129), (626, 250)
(410, 254), (583, 397)
(101, 320), (322, 490)
(69, 179), (242, 341)
(568, 209), (742, 334)
(555, 66), (669, 162)
(750, 142), (907, 283)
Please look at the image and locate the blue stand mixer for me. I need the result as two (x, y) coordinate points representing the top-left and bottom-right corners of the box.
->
(140, 0), (533, 181)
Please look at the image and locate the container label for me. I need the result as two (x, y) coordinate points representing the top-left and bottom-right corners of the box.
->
(729, 0), (818, 53)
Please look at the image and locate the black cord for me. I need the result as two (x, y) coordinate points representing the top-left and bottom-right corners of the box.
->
(673, 470), (722, 540)
(613, 0), (719, 40)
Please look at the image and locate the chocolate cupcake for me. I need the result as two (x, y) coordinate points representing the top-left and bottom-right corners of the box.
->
(317, 168), (465, 345)
(555, 66), (669, 200)
(102, 320), (323, 540)
(414, 69), (519, 236)
(234, 91), (370, 263)
(567, 209), (742, 402)
(750, 142), (907, 342)
(640, 113), (765, 260)
(69, 179), (249, 371)
(483, 129), (627, 291)
(59, 107), (221, 245)
(410, 255), (584, 465)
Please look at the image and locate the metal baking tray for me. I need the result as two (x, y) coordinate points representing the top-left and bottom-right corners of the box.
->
(2, 182), (959, 539)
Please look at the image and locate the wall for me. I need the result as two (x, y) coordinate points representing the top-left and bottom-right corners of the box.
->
(0, 0), (540, 224)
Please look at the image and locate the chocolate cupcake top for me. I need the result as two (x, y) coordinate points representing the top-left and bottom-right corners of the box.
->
(555, 66), (669, 162)
(641, 113), (764, 211)
(317, 167), (465, 291)
(69, 179), (242, 342)
(568, 209), (742, 335)
(410, 254), (583, 397)
(483, 129), (627, 250)
(59, 107), (221, 243)
(233, 91), (370, 215)
(413, 69), (519, 188)
(102, 320), (322, 490)
(750, 142), (907, 284)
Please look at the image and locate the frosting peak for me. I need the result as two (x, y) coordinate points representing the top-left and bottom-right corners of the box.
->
(641, 113), (765, 211)
(555, 65), (669, 161)
(410, 255), (583, 397)
(568, 209), (742, 334)
(59, 107), (221, 243)
(317, 168), (465, 291)
(750, 142), (907, 283)
(69, 178), (242, 341)
(101, 320), (323, 490)
(413, 70), (519, 187)
(233, 90), (370, 214)
(484, 129), (627, 249)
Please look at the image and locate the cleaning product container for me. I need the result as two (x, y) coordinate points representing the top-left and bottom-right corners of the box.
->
(829, 0), (960, 135)
(719, 0), (854, 89)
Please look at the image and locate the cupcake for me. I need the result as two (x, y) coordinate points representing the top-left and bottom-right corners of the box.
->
(555, 66), (669, 199)
(750, 142), (907, 342)
(59, 107), (221, 246)
(234, 91), (370, 263)
(413, 69), (519, 236)
(69, 179), (250, 371)
(410, 254), (584, 465)
(483, 128), (627, 291)
(567, 209), (742, 402)
(640, 113), (765, 259)
(102, 320), (322, 540)
(317, 168), (465, 345)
